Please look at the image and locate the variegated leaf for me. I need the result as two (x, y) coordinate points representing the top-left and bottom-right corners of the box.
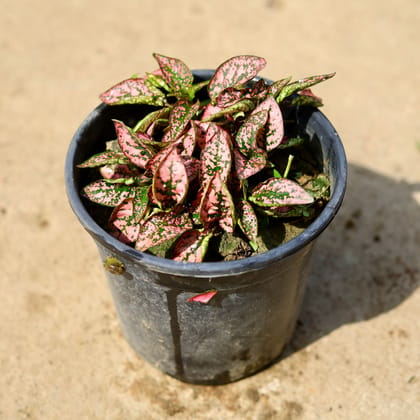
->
(237, 199), (258, 243)
(194, 121), (215, 149)
(109, 198), (140, 243)
(200, 125), (232, 185)
(276, 136), (305, 149)
(153, 53), (194, 93)
(235, 110), (268, 156)
(201, 99), (255, 122)
(83, 180), (131, 207)
(233, 148), (267, 180)
(187, 290), (217, 303)
(100, 161), (142, 180)
(153, 147), (188, 208)
(172, 230), (213, 262)
(179, 123), (197, 156)
(200, 172), (235, 232)
(215, 87), (249, 108)
(250, 78), (268, 98)
(100, 77), (165, 106)
(133, 186), (150, 222)
(133, 107), (170, 133)
(249, 178), (314, 207)
(168, 100), (200, 142)
(253, 96), (284, 151)
(208, 55), (267, 103)
(145, 72), (171, 92)
(259, 205), (312, 218)
(289, 89), (323, 107)
(135, 212), (193, 252)
(276, 72), (335, 103)
(267, 77), (292, 98)
(114, 120), (154, 169)
(183, 157), (200, 181)
(201, 103), (223, 121)
(77, 151), (128, 168)
(145, 142), (177, 175)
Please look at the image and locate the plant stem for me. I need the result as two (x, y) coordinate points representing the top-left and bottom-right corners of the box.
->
(283, 154), (294, 178)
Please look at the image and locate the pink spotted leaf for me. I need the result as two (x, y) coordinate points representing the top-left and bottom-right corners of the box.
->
(132, 186), (150, 222)
(200, 172), (235, 232)
(253, 96), (284, 151)
(179, 124), (197, 157)
(114, 120), (154, 169)
(172, 230), (213, 262)
(237, 199), (259, 243)
(100, 77), (165, 106)
(152, 147), (189, 208)
(153, 53), (194, 94)
(233, 148), (267, 180)
(187, 290), (217, 304)
(249, 178), (314, 207)
(183, 157), (200, 181)
(83, 180), (131, 207)
(235, 109), (268, 156)
(201, 103), (223, 121)
(200, 125), (232, 184)
(168, 100), (200, 142)
(109, 198), (140, 243)
(194, 121), (215, 149)
(135, 211), (193, 252)
(208, 55), (267, 103)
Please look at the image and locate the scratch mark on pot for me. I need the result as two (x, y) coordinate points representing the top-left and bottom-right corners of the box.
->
(166, 290), (185, 379)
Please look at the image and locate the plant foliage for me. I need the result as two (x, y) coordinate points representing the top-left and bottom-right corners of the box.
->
(78, 54), (335, 262)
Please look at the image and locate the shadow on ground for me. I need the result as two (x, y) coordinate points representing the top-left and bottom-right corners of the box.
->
(285, 163), (420, 354)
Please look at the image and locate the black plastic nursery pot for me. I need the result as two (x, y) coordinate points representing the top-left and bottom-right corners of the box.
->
(65, 71), (347, 385)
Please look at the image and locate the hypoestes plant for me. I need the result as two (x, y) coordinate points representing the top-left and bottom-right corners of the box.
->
(78, 53), (334, 262)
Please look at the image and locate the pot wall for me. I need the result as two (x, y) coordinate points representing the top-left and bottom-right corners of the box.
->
(96, 239), (314, 384)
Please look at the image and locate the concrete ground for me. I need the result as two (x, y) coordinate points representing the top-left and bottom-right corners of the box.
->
(1, 0), (419, 418)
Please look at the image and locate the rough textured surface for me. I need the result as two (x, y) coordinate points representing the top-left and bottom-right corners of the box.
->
(1, 0), (419, 418)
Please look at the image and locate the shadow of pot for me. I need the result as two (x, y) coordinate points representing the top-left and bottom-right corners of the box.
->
(65, 71), (347, 385)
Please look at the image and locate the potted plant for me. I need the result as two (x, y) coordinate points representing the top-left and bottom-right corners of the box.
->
(65, 53), (347, 384)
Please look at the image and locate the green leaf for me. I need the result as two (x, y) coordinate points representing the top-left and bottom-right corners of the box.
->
(201, 99), (255, 122)
(133, 107), (170, 133)
(276, 72), (335, 103)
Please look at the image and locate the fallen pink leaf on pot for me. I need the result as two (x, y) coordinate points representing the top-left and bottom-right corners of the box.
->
(187, 290), (218, 303)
